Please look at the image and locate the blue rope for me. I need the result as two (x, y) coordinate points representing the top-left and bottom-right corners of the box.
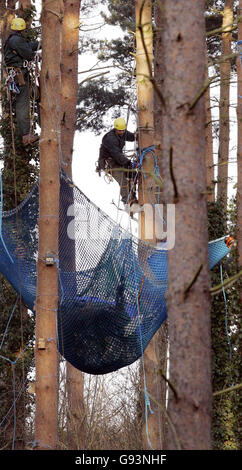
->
(125, 145), (161, 208)
(138, 146), (161, 207)
(0, 295), (19, 350)
(220, 263), (232, 360)
(0, 171), (14, 263)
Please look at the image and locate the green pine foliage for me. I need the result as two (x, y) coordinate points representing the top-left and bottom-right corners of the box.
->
(208, 198), (241, 449)
(77, 0), (136, 134)
(0, 8), (39, 449)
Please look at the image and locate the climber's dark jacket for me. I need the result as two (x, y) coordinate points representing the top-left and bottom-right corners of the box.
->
(98, 129), (135, 170)
(3, 32), (39, 137)
(4, 32), (38, 67)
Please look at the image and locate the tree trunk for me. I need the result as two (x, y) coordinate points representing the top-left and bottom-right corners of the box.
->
(205, 53), (215, 203)
(217, 0), (234, 205)
(135, 0), (163, 450)
(19, 0), (31, 9)
(34, 0), (62, 451)
(60, 0), (80, 178)
(237, 2), (242, 269)
(154, 1), (165, 178)
(162, 0), (212, 450)
(60, 0), (85, 450)
(66, 363), (86, 449)
(154, 1), (169, 448)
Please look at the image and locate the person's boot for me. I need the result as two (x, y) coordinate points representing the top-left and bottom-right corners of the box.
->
(22, 134), (39, 146)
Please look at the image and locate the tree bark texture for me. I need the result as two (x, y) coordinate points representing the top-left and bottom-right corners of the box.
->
(154, 0), (169, 448)
(60, 0), (80, 178)
(66, 363), (86, 449)
(135, 0), (163, 450)
(161, 0), (212, 450)
(154, 0), (165, 178)
(59, 0), (85, 450)
(217, 0), (234, 204)
(237, 2), (242, 269)
(135, 0), (156, 245)
(19, 0), (31, 9)
(205, 50), (215, 203)
(34, 0), (62, 451)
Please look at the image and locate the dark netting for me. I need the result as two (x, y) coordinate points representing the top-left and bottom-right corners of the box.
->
(0, 173), (230, 374)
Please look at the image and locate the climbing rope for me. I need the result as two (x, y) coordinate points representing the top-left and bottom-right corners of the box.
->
(220, 263), (232, 361)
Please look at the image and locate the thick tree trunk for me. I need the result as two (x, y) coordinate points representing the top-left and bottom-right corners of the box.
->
(19, 0), (31, 9)
(162, 0), (212, 450)
(66, 364), (86, 449)
(205, 55), (215, 203)
(217, 0), (234, 205)
(135, 0), (163, 450)
(34, 0), (62, 450)
(60, 0), (80, 178)
(154, 1), (169, 448)
(135, 0), (155, 228)
(237, 2), (242, 269)
(154, 2), (164, 177)
(59, 0), (85, 450)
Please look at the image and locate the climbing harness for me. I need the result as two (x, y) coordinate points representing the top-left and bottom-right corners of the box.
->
(5, 68), (20, 95)
(4, 51), (41, 138)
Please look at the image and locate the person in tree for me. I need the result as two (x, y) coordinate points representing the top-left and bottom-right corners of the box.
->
(4, 17), (40, 146)
(97, 117), (142, 213)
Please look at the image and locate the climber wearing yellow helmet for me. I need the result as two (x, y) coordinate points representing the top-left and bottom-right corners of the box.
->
(4, 18), (40, 146)
(97, 118), (142, 213)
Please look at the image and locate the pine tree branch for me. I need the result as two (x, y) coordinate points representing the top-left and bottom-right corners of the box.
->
(169, 147), (179, 203)
(210, 269), (242, 296)
(45, 8), (64, 22)
(79, 71), (110, 86)
(184, 264), (204, 297)
(206, 15), (242, 37)
(213, 383), (242, 397)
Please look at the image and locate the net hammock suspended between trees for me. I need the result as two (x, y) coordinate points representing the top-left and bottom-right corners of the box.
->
(0, 172), (230, 375)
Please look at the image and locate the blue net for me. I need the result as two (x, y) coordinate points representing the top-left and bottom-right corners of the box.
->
(0, 173), (230, 374)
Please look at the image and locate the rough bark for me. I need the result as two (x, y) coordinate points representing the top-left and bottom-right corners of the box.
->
(205, 52), (215, 203)
(34, 0), (62, 451)
(60, 0), (85, 450)
(66, 364), (86, 449)
(60, 0), (80, 178)
(154, 0), (164, 177)
(19, 0), (31, 9)
(135, 0), (163, 450)
(217, 0), (234, 205)
(154, 0), (169, 447)
(161, 0), (212, 450)
(135, 0), (155, 226)
(238, 2), (242, 269)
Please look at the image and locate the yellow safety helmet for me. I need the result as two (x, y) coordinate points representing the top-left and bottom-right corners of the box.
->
(114, 117), (126, 131)
(11, 18), (26, 31)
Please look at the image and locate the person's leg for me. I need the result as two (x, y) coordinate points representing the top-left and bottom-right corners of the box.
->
(15, 82), (30, 136)
(111, 169), (130, 204)
(15, 73), (39, 145)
